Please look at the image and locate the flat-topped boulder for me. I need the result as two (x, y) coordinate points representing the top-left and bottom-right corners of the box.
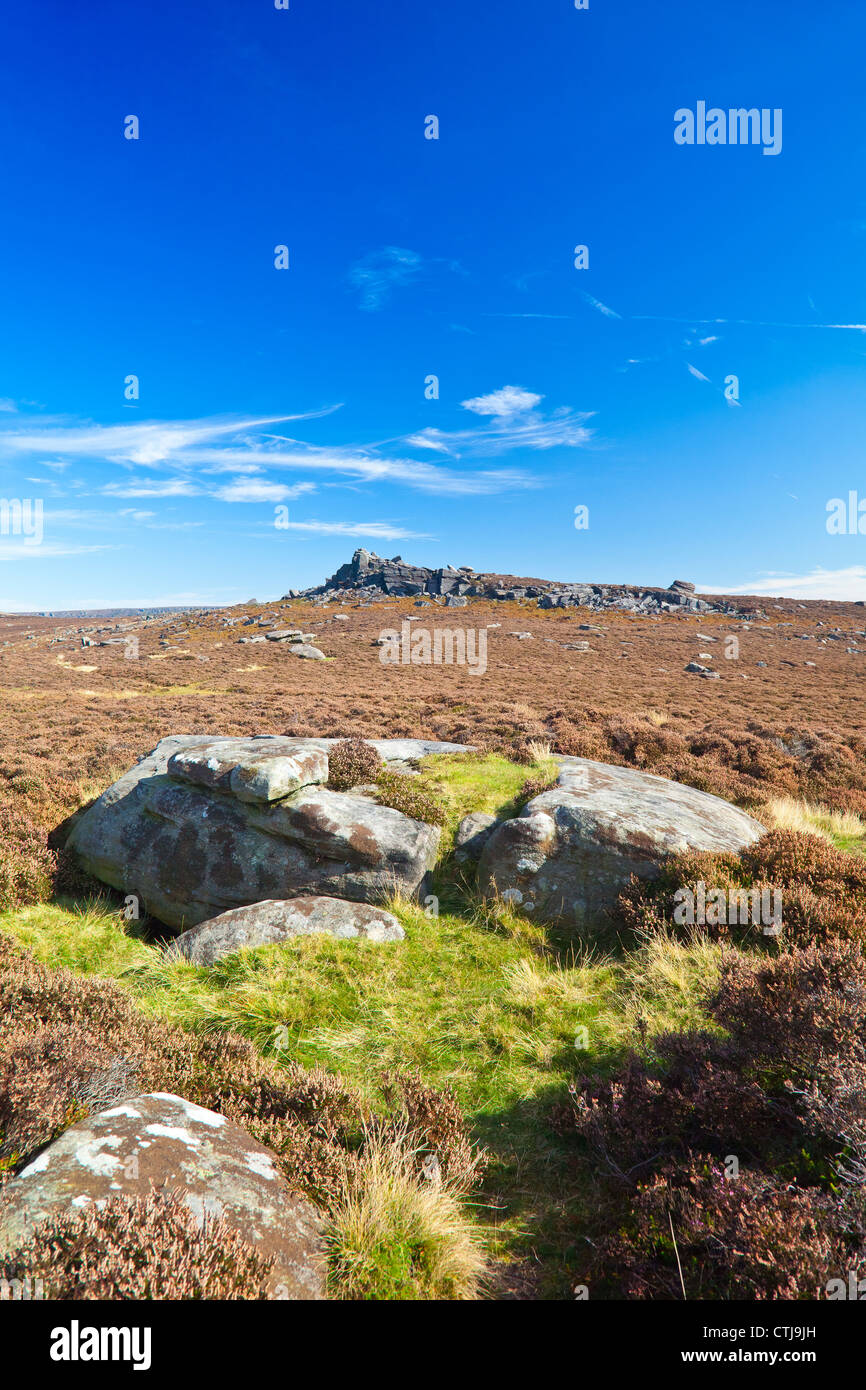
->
(167, 738), (329, 804)
(67, 736), (469, 930)
(0, 1093), (324, 1300)
(174, 895), (405, 965)
(478, 756), (765, 927)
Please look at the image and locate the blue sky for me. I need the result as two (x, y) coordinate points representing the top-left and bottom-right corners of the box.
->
(1, 0), (865, 609)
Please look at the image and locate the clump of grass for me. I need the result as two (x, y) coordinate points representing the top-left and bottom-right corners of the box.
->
(525, 739), (556, 766)
(759, 794), (866, 852)
(324, 1124), (487, 1300)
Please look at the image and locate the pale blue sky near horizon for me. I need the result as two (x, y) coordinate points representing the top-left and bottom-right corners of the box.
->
(1, 0), (865, 610)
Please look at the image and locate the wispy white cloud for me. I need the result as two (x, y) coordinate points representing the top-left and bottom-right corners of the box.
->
(348, 247), (423, 310)
(0, 419), (536, 496)
(461, 385), (542, 418)
(34, 506), (203, 533)
(214, 479), (316, 503)
(634, 314), (866, 333)
(0, 409), (340, 467)
(276, 520), (434, 540)
(687, 363), (711, 382)
(182, 445), (538, 494)
(348, 246), (464, 311)
(484, 312), (573, 320)
(0, 388), (591, 502)
(102, 479), (200, 498)
(701, 567), (866, 602)
(581, 292), (622, 320)
(408, 402), (594, 458)
(0, 587), (241, 612)
(0, 541), (118, 561)
(402, 433), (451, 453)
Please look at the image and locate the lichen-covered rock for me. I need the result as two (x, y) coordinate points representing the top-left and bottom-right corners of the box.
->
(478, 756), (765, 927)
(174, 895), (404, 965)
(289, 644), (326, 660)
(0, 1093), (324, 1299)
(167, 738), (329, 804)
(67, 736), (468, 930)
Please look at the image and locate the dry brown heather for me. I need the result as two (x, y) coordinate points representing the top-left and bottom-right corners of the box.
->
(1, 591), (866, 831)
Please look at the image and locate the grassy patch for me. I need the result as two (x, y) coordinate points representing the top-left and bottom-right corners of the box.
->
(759, 794), (866, 855)
(1, 895), (720, 1294)
(0, 751), (728, 1296)
(323, 1127), (487, 1300)
(408, 750), (557, 855)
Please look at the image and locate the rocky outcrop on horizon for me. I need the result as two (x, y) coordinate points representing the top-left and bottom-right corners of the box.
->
(288, 548), (759, 617)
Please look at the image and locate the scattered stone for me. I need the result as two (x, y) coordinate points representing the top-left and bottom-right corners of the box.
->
(290, 645), (326, 660)
(173, 896), (405, 964)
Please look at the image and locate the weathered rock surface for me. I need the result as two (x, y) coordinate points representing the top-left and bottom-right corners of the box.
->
(454, 812), (499, 860)
(0, 1093), (324, 1299)
(167, 739), (329, 804)
(290, 644), (326, 660)
(174, 895), (405, 964)
(68, 736), (468, 929)
(478, 757), (765, 927)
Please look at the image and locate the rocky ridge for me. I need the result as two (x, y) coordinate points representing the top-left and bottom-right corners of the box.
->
(288, 549), (760, 617)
